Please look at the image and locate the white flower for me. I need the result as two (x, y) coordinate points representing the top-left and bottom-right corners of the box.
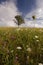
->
(27, 56), (29, 59)
(38, 63), (43, 65)
(36, 40), (39, 42)
(17, 46), (22, 50)
(27, 47), (31, 52)
(35, 35), (38, 38)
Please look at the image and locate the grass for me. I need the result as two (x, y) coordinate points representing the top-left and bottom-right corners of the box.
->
(0, 27), (43, 65)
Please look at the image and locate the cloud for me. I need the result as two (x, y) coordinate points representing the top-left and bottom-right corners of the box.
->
(0, 0), (43, 27)
(0, 0), (20, 27)
(24, 0), (43, 28)
(37, 0), (43, 9)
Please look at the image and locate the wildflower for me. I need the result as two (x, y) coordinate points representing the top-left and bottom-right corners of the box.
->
(36, 40), (39, 42)
(27, 47), (31, 52)
(15, 54), (19, 60)
(17, 46), (22, 50)
(27, 56), (29, 59)
(35, 35), (38, 38)
(38, 63), (43, 65)
(16, 56), (18, 60)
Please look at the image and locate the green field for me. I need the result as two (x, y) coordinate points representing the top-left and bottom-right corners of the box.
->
(0, 27), (43, 65)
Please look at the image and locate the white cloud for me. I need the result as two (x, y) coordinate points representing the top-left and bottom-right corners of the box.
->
(37, 0), (43, 9)
(0, 0), (20, 27)
(25, 0), (43, 28)
(0, 0), (43, 27)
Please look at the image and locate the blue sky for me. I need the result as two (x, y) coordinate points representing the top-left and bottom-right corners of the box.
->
(0, 0), (6, 3)
(0, 0), (36, 16)
(0, 0), (43, 27)
(17, 0), (36, 17)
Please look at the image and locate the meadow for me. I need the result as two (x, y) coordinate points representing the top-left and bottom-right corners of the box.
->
(0, 27), (43, 65)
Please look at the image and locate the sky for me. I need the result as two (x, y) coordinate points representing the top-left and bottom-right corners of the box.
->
(0, 0), (43, 27)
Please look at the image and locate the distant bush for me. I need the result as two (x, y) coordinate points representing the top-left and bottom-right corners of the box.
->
(0, 28), (43, 65)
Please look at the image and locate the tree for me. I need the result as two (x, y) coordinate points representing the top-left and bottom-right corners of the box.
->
(15, 15), (25, 26)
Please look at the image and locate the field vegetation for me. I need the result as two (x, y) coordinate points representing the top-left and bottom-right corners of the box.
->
(0, 27), (43, 65)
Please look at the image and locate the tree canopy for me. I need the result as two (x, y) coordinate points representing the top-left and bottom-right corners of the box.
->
(15, 15), (25, 26)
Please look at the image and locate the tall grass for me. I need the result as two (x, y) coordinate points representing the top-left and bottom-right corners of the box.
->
(0, 28), (43, 65)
